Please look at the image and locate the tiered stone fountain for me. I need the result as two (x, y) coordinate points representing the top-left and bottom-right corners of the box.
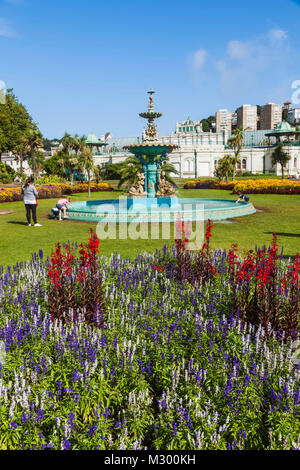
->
(67, 90), (256, 223)
(124, 88), (177, 199)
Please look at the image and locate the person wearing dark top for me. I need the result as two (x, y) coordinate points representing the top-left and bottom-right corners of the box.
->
(236, 191), (250, 204)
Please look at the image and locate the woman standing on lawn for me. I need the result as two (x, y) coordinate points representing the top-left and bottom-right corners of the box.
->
(21, 177), (42, 227)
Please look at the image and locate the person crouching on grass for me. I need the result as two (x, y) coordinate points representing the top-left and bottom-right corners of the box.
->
(236, 191), (250, 204)
(21, 177), (42, 227)
(56, 197), (75, 221)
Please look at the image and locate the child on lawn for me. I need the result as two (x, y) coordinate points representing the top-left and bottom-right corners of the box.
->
(55, 197), (75, 221)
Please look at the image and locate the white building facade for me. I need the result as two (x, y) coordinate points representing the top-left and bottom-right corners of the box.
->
(3, 126), (300, 180)
(93, 128), (300, 179)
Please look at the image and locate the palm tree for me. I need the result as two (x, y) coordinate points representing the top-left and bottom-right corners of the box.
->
(227, 127), (243, 180)
(79, 145), (94, 197)
(61, 132), (74, 154)
(67, 155), (82, 185)
(216, 154), (235, 182)
(14, 134), (29, 182)
(271, 143), (291, 179)
(59, 133), (81, 185)
(24, 129), (43, 184)
(72, 134), (81, 155)
(117, 153), (179, 192)
(56, 152), (69, 179)
(0, 129), (5, 163)
(93, 164), (102, 183)
(27, 150), (45, 181)
(117, 155), (143, 190)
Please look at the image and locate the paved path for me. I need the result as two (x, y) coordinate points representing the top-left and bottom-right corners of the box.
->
(0, 210), (13, 215)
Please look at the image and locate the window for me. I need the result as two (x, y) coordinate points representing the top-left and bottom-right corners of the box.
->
(242, 159), (247, 170)
(185, 159), (194, 172)
(294, 157), (297, 168)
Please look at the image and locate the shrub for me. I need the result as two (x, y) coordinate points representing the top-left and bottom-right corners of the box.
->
(0, 173), (13, 184)
(37, 175), (66, 184)
(0, 162), (15, 184)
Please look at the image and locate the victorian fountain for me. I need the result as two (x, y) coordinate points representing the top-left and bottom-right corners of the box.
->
(67, 90), (256, 223)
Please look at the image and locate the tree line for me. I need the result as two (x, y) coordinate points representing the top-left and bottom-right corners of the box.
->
(0, 90), (95, 191)
(0, 89), (43, 183)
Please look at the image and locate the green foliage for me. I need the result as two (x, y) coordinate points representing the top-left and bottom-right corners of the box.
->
(27, 150), (45, 180)
(116, 154), (179, 191)
(44, 153), (64, 176)
(0, 239), (299, 450)
(58, 133), (88, 185)
(43, 138), (61, 152)
(98, 162), (125, 180)
(117, 155), (143, 189)
(78, 146), (94, 196)
(215, 154), (235, 182)
(0, 89), (40, 159)
(36, 175), (65, 184)
(201, 115), (216, 132)
(227, 127), (244, 180)
(0, 162), (15, 183)
(271, 143), (291, 179)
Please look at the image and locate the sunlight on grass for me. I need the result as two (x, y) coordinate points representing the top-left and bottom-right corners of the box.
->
(0, 189), (300, 266)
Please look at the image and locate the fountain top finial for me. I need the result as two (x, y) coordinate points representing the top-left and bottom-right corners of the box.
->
(123, 90), (178, 155)
(138, 89), (162, 140)
(147, 89), (155, 111)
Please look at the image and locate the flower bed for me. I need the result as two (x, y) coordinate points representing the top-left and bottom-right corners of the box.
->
(184, 179), (236, 190)
(233, 179), (300, 194)
(184, 178), (300, 194)
(0, 227), (299, 450)
(0, 182), (113, 203)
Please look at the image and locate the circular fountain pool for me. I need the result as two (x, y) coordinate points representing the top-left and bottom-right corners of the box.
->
(66, 197), (256, 223)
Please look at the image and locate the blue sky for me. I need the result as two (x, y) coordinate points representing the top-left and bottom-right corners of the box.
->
(1, 0), (300, 138)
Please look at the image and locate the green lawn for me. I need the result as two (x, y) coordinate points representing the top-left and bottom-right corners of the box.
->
(0, 189), (299, 266)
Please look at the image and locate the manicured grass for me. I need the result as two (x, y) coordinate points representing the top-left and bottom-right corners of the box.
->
(0, 189), (299, 266)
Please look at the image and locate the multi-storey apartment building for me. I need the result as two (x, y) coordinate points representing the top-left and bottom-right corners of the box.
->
(236, 104), (258, 130)
(260, 103), (282, 129)
(215, 109), (233, 133)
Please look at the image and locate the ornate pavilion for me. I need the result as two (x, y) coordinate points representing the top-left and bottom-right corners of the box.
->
(265, 121), (300, 145)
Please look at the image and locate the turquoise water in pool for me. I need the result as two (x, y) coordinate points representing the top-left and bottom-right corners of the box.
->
(67, 197), (256, 222)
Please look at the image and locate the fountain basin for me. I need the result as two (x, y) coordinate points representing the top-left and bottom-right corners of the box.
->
(66, 197), (256, 223)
